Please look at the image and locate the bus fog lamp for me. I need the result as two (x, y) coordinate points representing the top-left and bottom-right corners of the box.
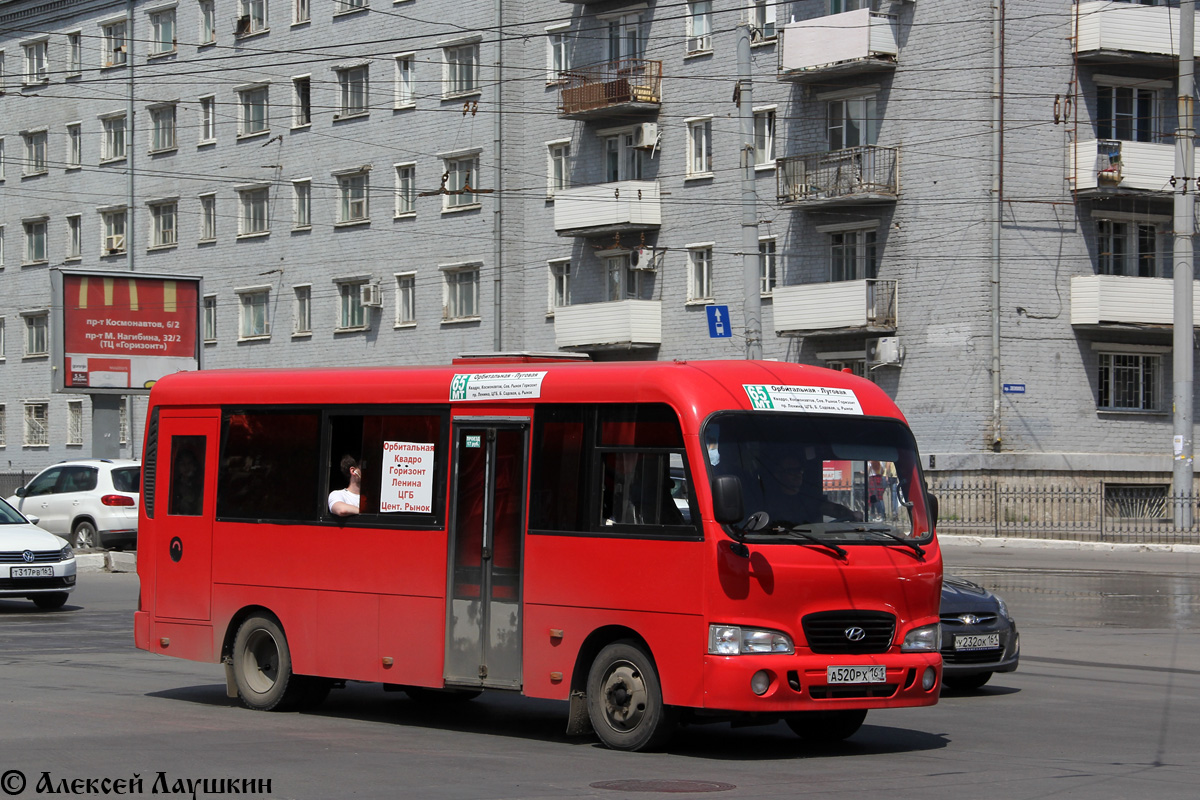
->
(901, 624), (941, 652)
(922, 667), (937, 691)
(750, 670), (771, 695)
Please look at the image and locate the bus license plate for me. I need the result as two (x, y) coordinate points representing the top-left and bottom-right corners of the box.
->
(954, 633), (1000, 651)
(827, 665), (886, 684)
(11, 566), (53, 578)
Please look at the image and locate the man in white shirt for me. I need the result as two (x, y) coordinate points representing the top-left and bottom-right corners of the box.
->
(328, 454), (362, 516)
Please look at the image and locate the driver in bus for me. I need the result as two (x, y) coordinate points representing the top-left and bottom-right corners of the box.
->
(328, 454), (362, 516)
(775, 456), (859, 525)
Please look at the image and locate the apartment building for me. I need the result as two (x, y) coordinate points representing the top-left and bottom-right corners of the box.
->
(0, 0), (1194, 506)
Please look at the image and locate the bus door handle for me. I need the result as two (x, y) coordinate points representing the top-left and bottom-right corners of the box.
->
(481, 546), (492, 561)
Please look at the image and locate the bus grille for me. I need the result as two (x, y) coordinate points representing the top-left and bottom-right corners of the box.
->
(802, 611), (896, 654)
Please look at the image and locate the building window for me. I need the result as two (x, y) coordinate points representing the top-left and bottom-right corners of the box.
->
(1097, 84), (1157, 143)
(293, 180), (312, 228)
(203, 295), (218, 341)
(604, 253), (650, 301)
(24, 402), (49, 447)
(238, 86), (269, 136)
(23, 130), (48, 175)
(1098, 351), (1161, 411)
(150, 202), (178, 248)
(102, 209), (127, 254)
(294, 285), (311, 334)
(444, 155), (479, 210)
(200, 194), (217, 241)
(607, 13), (644, 62)
(66, 32), (82, 76)
(119, 400), (128, 445)
(0, 226), (4, 266)
(294, 0), (310, 24)
(149, 9), (176, 55)
(0, 138), (6, 181)
(337, 0), (368, 13)
(149, 104), (178, 152)
(103, 21), (128, 68)
(829, 227), (878, 282)
(337, 281), (367, 330)
(394, 55), (414, 108)
(200, 1), (217, 44)
(238, 288), (271, 339)
(831, 0), (871, 13)
(1097, 219), (1158, 277)
(24, 312), (49, 356)
(200, 96), (216, 142)
(754, 108), (775, 166)
(23, 219), (47, 264)
(337, 170), (370, 223)
(336, 65), (369, 118)
(546, 24), (571, 81)
(239, 0), (268, 34)
(688, 246), (713, 302)
(67, 215), (82, 260)
(67, 123), (82, 167)
(102, 114), (127, 161)
(0, 405), (6, 447)
(548, 142), (570, 196)
(687, 118), (712, 177)
(396, 273), (416, 326)
(828, 95), (878, 150)
(292, 77), (311, 126)
(444, 42), (479, 97)
(824, 356), (869, 381)
(548, 259), (571, 312)
(395, 164), (416, 216)
(750, 0), (776, 40)
(23, 40), (48, 83)
(238, 187), (270, 235)
(67, 400), (84, 446)
(759, 237), (776, 295)
(686, 1), (713, 53)
(0, 318), (5, 359)
(604, 132), (644, 182)
(443, 265), (480, 320)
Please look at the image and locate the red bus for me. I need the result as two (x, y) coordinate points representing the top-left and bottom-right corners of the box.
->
(134, 357), (942, 751)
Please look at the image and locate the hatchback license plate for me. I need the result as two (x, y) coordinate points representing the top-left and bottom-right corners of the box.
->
(954, 633), (1000, 651)
(11, 566), (53, 578)
(827, 665), (886, 684)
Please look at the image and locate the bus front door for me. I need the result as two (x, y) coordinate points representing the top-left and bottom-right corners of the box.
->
(445, 422), (528, 690)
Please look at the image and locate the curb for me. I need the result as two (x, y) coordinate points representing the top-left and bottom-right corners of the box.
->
(939, 534), (1200, 554)
(75, 551), (137, 574)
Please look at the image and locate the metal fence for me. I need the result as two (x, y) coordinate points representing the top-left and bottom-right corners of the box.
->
(929, 481), (1200, 544)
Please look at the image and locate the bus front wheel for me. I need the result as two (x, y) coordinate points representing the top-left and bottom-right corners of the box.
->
(785, 708), (868, 743)
(232, 615), (304, 711)
(586, 641), (677, 752)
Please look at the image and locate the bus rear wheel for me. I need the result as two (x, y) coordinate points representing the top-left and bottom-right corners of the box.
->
(232, 615), (307, 711)
(586, 641), (677, 752)
(785, 708), (868, 743)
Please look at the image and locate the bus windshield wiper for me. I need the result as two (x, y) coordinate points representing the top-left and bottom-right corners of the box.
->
(777, 526), (848, 559)
(844, 525), (926, 559)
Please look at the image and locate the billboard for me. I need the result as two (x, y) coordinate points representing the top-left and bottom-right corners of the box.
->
(51, 269), (202, 394)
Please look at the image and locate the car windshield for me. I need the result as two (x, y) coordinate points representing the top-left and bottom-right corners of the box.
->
(0, 497), (29, 525)
(703, 412), (933, 543)
(112, 467), (141, 493)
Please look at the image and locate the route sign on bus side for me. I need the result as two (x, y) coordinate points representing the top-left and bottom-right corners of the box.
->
(707, 305), (732, 339)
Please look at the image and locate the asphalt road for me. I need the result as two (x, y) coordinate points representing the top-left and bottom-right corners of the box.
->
(0, 543), (1197, 800)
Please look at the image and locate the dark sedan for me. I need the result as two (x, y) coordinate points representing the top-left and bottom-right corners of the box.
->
(939, 575), (1020, 690)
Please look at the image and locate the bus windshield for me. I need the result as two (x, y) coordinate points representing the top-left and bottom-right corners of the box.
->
(704, 412), (931, 544)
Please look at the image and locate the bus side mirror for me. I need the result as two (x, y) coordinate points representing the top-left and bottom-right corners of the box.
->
(711, 475), (744, 524)
(927, 493), (939, 531)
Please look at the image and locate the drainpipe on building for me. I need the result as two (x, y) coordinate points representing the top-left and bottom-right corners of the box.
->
(492, 0), (504, 352)
(1173, 0), (1195, 526)
(737, 24), (762, 361)
(127, 0), (135, 273)
(990, 0), (1004, 451)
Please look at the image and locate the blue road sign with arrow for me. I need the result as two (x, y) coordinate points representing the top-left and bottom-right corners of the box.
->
(707, 305), (732, 339)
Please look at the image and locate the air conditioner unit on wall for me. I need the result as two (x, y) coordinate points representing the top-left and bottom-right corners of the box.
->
(630, 247), (660, 271)
(633, 122), (659, 151)
(868, 337), (904, 368)
(359, 283), (382, 307)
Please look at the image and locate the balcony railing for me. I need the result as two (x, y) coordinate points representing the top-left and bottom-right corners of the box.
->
(553, 180), (661, 237)
(1071, 138), (1190, 194)
(1071, 275), (1200, 327)
(777, 146), (899, 207)
(778, 9), (898, 81)
(554, 299), (662, 350)
(1076, 0), (1200, 61)
(773, 279), (898, 335)
(557, 59), (662, 119)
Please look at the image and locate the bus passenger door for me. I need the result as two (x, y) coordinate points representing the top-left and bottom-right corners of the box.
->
(445, 421), (528, 690)
(153, 413), (218, 621)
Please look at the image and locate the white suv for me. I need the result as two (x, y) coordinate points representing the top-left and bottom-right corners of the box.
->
(6, 459), (141, 550)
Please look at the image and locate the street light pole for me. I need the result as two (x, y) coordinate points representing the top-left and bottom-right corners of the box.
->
(1173, 0), (1195, 527)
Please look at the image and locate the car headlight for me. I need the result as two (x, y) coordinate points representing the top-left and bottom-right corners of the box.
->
(60, 545), (74, 561)
(708, 624), (794, 655)
(901, 624), (942, 652)
(996, 596), (1011, 621)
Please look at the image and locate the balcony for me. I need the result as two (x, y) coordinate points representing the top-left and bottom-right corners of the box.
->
(558, 60), (662, 119)
(1071, 138), (1189, 195)
(1071, 275), (1200, 328)
(554, 300), (662, 351)
(773, 279), (898, 336)
(778, 9), (898, 82)
(1076, 0), (1200, 64)
(554, 180), (661, 237)
(777, 146), (899, 208)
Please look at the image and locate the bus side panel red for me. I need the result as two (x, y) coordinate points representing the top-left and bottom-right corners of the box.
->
(147, 621), (216, 663)
(313, 590), (381, 682)
(522, 604), (707, 706)
(379, 595), (446, 687)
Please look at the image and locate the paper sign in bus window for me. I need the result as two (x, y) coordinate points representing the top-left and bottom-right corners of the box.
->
(380, 441), (435, 513)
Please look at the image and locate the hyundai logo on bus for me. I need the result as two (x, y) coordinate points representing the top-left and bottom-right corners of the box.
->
(844, 626), (867, 642)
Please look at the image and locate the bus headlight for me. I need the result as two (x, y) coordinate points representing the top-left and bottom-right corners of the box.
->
(901, 624), (942, 652)
(708, 625), (794, 655)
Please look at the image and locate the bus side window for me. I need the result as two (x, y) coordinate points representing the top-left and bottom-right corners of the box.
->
(168, 436), (206, 517)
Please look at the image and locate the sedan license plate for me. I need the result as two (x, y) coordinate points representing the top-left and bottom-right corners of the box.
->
(954, 633), (1000, 651)
(11, 566), (54, 578)
(827, 665), (886, 684)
